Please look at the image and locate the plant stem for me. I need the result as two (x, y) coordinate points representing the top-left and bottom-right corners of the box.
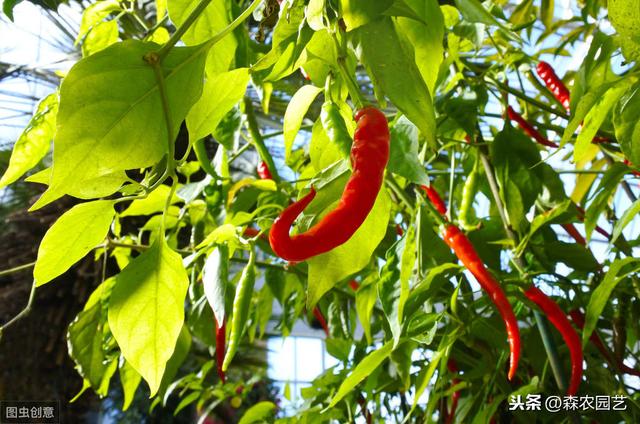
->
(487, 77), (570, 121)
(0, 261), (36, 277)
(0, 280), (36, 332)
(243, 96), (281, 183)
(156, 0), (213, 61)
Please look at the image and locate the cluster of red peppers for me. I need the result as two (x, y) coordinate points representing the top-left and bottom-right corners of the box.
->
(422, 185), (583, 395)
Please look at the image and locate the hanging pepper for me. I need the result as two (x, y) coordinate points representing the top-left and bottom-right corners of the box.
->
(524, 286), (583, 395)
(569, 309), (640, 377)
(424, 188), (521, 380)
(536, 61), (571, 110)
(312, 306), (330, 337)
(222, 250), (256, 372)
(421, 185), (447, 216)
(321, 101), (353, 158)
(458, 161), (480, 230)
(269, 106), (390, 261)
(444, 359), (461, 424)
(214, 318), (226, 383)
(257, 161), (273, 180)
(507, 106), (559, 148)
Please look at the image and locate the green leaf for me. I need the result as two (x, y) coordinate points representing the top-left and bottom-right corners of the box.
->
(388, 115), (429, 185)
(412, 349), (443, 409)
(108, 236), (189, 396)
(121, 184), (181, 217)
(202, 244), (229, 324)
(574, 77), (636, 162)
(167, 0), (236, 73)
(355, 277), (377, 344)
(328, 341), (394, 407)
(238, 401), (277, 424)
(611, 199), (640, 245)
(186, 68), (249, 142)
(0, 93), (57, 189)
(119, 359), (142, 411)
(307, 188), (391, 309)
(584, 164), (627, 240)
(583, 257), (640, 344)
(394, 0), (444, 95)
(339, 0), (394, 31)
(378, 238), (410, 347)
(542, 241), (599, 272)
(31, 40), (207, 210)
(77, 0), (121, 42)
(307, 0), (326, 31)
(283, 85), (323, 160)
(356, 17), (436, 149)
(454, 0), (516, 39)
(34, 200), (115, 286)
(82, 20), (119, 57)
(67, 302), (113, 395)
(613, 82), (640, 166)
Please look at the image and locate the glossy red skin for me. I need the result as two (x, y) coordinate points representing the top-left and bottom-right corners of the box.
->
(442, 225), (521, 381)
(445, 359), (461, 424)
(269, 107), (389, 261)
(536, 61), (571, 110)
(348, 280), (360, 291)
(525, 287), (583, 395)
(257, 161), (273, 180)
(214, 317), (226, 383)
(312, 306), (330, 337)
(421, 185), (447, 215)
(507, 106), (559, 148)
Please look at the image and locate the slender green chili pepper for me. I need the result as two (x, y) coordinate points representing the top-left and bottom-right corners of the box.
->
(214, 317), (226, 383)
(536, 61), (571, 110)
(507, 106), (559, 148)
(194, 138), (220, 179)
(458, 161), (480, 230)
(524, 286), (583, 395)
(321, 101), (352, 157)
(423, 187), (521, 380)
(269, 106), (390, 261)
(222, 249), (256, 372)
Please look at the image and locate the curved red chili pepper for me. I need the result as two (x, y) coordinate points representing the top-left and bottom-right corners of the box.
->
(507, 106), (559, 148)
(312, 306), (330, 337)
(269, 107), (390, 261)
(257, 161), (273, 180)
(395, 224), (404, 236)
(214, 317), (226, 383)
(524, 287), (583, 395)
(560, 223), (586, 245)
(536, 61), (571, 110)
(421, 185), (447, 215)
(443, 225), (521, 380)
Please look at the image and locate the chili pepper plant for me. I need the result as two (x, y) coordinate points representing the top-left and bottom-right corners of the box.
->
(1, 0), (640, 422)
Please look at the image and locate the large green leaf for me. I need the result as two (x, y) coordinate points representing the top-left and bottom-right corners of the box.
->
(34, 200), (115, 286)
(394, 0), (444, 95)
(186, 68), (249, 142)
(339, 0), (394, 31)
(378, 238), (409, 347)
(76, 0), (121, 42)
(0, 93), (57, 189)
(306, 188), (391, 309)
(31, 40), (207, 210)
(238, 401), (277, 424)
(328, 341), (394, 407)
(119, 359), (142, 411)
(356, 17), (437, 149)
(355, 276), (377, 344)
(167, 0), (236, 73)
(202, 244), (229, 324)
(108, 236), (189, 396)
(613, 82), (640, 166)
(387, 116), (429, 185)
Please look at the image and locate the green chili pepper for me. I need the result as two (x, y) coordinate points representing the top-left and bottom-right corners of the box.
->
(221, 248), (256, 372)
(458, 160), (479, 231)
(320, 101), (352, 158)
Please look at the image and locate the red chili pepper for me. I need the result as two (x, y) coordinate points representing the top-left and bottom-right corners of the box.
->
(269, 106), (390, 261)
(507, 106), (559, 148)
(445, 359), (461, 424)
(560, 223), (586, 245)
(569, 309), (640, 377)
(312, 306), (330, 337)
(348, 280), (360, 291)
(536, 61), (571, 111)
(623, 159), (640, 177)
(395, 224), (404, 236)
(257, 161), (273, 180)
(214, 317), (226, 383)
(421, 185), (447, 215)
(443, 225), (521, 380)
(524, 287), (583, 395)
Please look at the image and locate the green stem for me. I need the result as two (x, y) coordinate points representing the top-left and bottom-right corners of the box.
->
(534, 311), (568, 391)
(385, 176), (415, 214)
(0, 261), (36, 277)
(193, 138), (221, 179)
(336, 57), (365, 110)
(0, 280), (36, 332)
(156, 0), (213, 61)
(487, 77), (570, 121)
(243, 96), (281, 183)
